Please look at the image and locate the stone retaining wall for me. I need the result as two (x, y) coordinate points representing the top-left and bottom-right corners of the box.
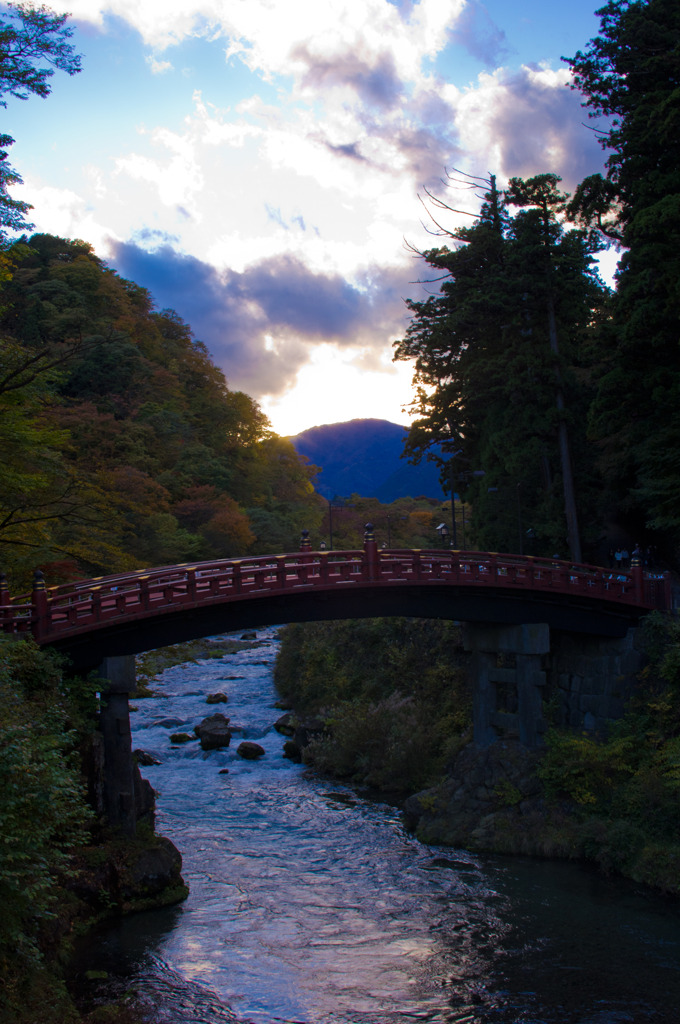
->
(549, 627), (648, 734)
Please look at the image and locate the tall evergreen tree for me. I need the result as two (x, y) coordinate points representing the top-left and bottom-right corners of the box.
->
(566, 0), (680, 541)
(395, 175), (607, 558)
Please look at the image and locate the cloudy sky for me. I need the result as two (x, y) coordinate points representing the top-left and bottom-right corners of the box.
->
(5, 0), (611, 435)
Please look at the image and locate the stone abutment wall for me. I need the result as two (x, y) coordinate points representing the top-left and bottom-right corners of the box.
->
(464, 622), (648, 748)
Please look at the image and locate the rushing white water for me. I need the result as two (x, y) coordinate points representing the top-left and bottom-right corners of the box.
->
(85, 626), (680, 1024)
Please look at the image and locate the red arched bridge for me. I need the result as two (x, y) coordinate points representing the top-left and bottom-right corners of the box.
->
(1, 529), (670, 671)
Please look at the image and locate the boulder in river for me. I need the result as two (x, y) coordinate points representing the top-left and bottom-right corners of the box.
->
(206, 692), (228, 704)
(134, 748), (162, 766)
(282, 739), (301, 762)
(237, 740), (265, 760)
(118, 836), (188, 910)
(194, 713), (232, 750)
(274, 711), (296, 736)
(280, 716), (327, 761)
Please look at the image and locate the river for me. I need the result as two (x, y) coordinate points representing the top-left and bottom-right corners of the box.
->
(86, 625), (680, 1023)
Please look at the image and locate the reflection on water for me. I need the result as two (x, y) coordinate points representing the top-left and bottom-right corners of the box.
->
(86, 626), (680, 1024)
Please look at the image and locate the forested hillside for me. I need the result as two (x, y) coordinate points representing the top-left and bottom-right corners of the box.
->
(0, 233), (323, 588)
(291, 419), (446, 502)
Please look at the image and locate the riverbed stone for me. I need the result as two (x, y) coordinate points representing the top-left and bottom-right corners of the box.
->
(133, 763), (156, 827)
(194, 713), (232, 750)
(118, 836), (186, 903)
(237, 740), (265, 760)
(206, 692), (228, 704)
(134, 749), (162, 766)
(283, 739), (301, 761)
(274, 711), (296, 736)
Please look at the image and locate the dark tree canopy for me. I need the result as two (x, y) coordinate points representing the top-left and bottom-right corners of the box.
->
(0, 3), (82, 239)
(0, 233), (322, 583)
(566, 0), (680, 539)
(0, 2), (81, 105)
(394, 174), (607, 560)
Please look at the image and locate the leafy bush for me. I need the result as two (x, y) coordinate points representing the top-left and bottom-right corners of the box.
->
(0, 637), (93, 1007)
(536, 613), (680, 892)
(275, 618), (471, 794)
(537, 730), (636, 807)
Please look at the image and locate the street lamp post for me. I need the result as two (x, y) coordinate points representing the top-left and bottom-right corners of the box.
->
(448, 450), (462, 548)
(327, 498), (354, 550)
(385, 513), (407, 548)
(436, 522), (449, 548)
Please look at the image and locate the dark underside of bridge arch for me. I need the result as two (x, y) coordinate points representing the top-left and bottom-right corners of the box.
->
(51, 583), (649, 673)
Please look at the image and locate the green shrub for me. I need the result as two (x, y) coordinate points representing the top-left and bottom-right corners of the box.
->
(537, 730), (636, 808)
(0, 637), (94, 1009)
(276, 618), (471, 795)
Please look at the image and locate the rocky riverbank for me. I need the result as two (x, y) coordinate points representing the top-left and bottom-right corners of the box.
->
(273, 615), (680, 898)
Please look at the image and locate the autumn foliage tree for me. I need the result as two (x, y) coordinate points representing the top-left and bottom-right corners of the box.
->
(0, 233), (320, 585)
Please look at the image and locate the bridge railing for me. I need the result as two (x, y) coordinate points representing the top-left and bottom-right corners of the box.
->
(0, 544), (671, 646)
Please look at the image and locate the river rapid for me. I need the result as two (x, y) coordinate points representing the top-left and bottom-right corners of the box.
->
(86, 626), (680, 1024)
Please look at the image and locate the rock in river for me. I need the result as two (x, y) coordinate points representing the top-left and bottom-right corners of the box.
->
(194, 712), (232, 750)
(274, 711), (296, 736)
(236, 740), (265, 760)
(206, 692), (228, 704)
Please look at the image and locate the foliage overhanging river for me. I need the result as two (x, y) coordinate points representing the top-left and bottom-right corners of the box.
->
(83, 626), (680, 1023)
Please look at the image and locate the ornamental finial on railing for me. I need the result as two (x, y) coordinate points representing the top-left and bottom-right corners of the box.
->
(0, 572), (10, 623)
(300, 529), (311, 551)
(363, 523), (378, 581)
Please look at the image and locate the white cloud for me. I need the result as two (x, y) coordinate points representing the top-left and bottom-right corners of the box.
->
(15, 180), (117, 254)
(146, 54), (174, 74)
(260, 344), (416, 436)
(38, 0), (607, 435)
(54, 0), (465, 84)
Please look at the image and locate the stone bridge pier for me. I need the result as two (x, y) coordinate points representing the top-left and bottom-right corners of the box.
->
(464, 623), (550, 748)
(98, 655), (138, 836)
(463, 622), (647, 748)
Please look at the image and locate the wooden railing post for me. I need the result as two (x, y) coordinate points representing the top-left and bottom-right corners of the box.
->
(31, 569), (49, 642)
(0, 572), (12, 633)
(364, 523), (378, 581)
(139, 576), (150, 611)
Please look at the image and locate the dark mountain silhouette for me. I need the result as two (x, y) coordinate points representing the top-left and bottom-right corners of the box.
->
(290, 418), (446, 502)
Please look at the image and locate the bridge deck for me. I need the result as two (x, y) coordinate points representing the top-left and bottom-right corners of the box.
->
(1, 548), (669, 666)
